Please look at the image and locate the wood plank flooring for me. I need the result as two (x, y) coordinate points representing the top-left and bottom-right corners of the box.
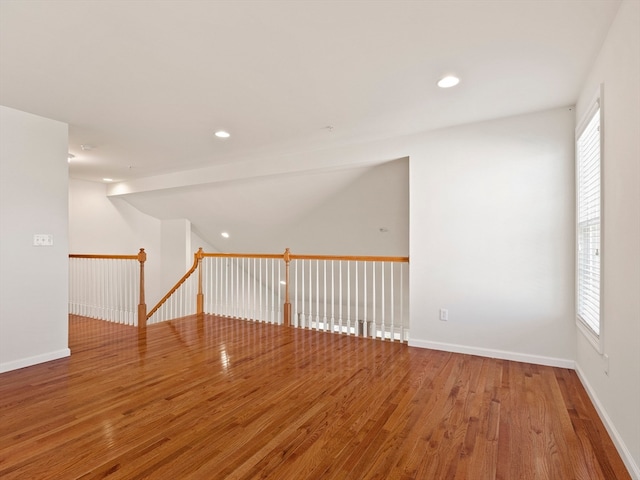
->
(0, 315), (630, 479)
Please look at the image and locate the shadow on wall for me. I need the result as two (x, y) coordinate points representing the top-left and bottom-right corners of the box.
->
(280, 158), (409, 256)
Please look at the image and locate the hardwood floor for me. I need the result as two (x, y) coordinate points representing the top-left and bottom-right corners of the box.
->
(0, 315), (630, 480)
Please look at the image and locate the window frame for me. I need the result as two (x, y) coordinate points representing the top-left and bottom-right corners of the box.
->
(575, 86), (604, 353)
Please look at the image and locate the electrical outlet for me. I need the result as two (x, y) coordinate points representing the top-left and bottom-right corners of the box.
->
(439, 308), (448, 321)
(33, 234), (54, 246)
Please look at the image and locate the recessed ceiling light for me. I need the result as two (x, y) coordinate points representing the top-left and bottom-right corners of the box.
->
(437, 75), (460, 88)
(221, 232), (230, 238)
(103, 178), (113, 182)
(215, 130), (230, 138)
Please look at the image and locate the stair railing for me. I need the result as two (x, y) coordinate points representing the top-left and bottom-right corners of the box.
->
(146, 248), (204, 325)
(200, 251), (286, 325)
(71, 247), (410, 340)
(68, 248), (147, 326)
(286, 252), (410, 341)
(149, 248), (409, 341)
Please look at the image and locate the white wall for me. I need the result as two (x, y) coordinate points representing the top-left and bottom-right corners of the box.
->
(0, 105), (70, 372)
(161, 218), (191, 292)
(278, 159), (409, 256)
(191, 229), (219, 254)
(409, 107), (576, 367)
(68, 178), (163, 306)
(574, 0), (640, 476)
(115, 159), (409, 257)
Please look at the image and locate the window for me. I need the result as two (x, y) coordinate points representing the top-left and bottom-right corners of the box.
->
(576, 94), (603, 350)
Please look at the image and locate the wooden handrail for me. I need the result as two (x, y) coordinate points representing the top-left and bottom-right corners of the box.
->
(69, 253), (140, 260)
(200, 252), (409, 263)
(289, 254), (408, 262)
(201, 252), (283, 260)
(146, 248), (201, 320)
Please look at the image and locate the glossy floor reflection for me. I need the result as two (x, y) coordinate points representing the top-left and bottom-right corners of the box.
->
(0, 315), (630, 479)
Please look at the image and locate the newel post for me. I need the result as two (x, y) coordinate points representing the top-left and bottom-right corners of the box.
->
(283, 248), (292, 327)
(196, 247), (204, 315)
(137, 248), (147, 328)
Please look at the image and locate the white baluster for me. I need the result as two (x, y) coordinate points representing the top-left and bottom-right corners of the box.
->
(322, 260), (327, 331)
(339, 261), (342, 333)
(390, 262), (395, 340)
(315, 259), (320, 330)
(77, 258), (81, 316)
(372, 262), (377, 338)
(228, 257), (232, 317)
(218, 257), (223, 315)
(92, 259), (97, 319)
(355, 261), (359, 336)
(119, 260), (124, 323)
(212, 258), (217, 315)
(131, 259), (136, 325)
(120, 260), (125, 323)
(363, 262), (367, 337)
(225, 257), (229, 317)
(294, 260), (299, 327)
(211, 257), (216, 314)
(259, 259), (263, 322)
(114, 260), (119, 322)
(218, 258), (223, 316)
(241, 257), (244, 318)
(246, 258), (250, 320)
(400, 263), (405, 341)
(277, 260), (282, 324)
(301, 260), (305, 327)
(90, 259), (96, 319)
(330, 260), (335, 332)
(113, 260), (118, 322)
(79, 258), (84, 316)
(346, 261), (350, 334)
(253, 257), (257, 321)
(204, 257), (208, 314)
(231, 257), (235, 318)
(271, 259), (275, 324)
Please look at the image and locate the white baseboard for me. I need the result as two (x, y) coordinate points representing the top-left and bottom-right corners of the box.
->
(0, 348), (70, 374)
(407, 339), (575, 369)
(575, 364), (640, 480)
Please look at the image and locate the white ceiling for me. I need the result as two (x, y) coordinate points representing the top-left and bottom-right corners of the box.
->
(0, 0), (621, 255)
(0, 0), (621, 183)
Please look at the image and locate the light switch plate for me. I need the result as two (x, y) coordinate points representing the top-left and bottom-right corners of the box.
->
(33, 234), (54, 246)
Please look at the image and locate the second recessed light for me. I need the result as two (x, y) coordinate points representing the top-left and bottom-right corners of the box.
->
(437, 75), (460, 88)
(215, 130), (230, 138)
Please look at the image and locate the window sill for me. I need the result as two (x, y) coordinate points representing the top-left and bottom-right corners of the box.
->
(576, 318), (603, 354)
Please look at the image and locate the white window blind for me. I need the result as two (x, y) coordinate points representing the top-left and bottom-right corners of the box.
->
(576, 104), (601, 337)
